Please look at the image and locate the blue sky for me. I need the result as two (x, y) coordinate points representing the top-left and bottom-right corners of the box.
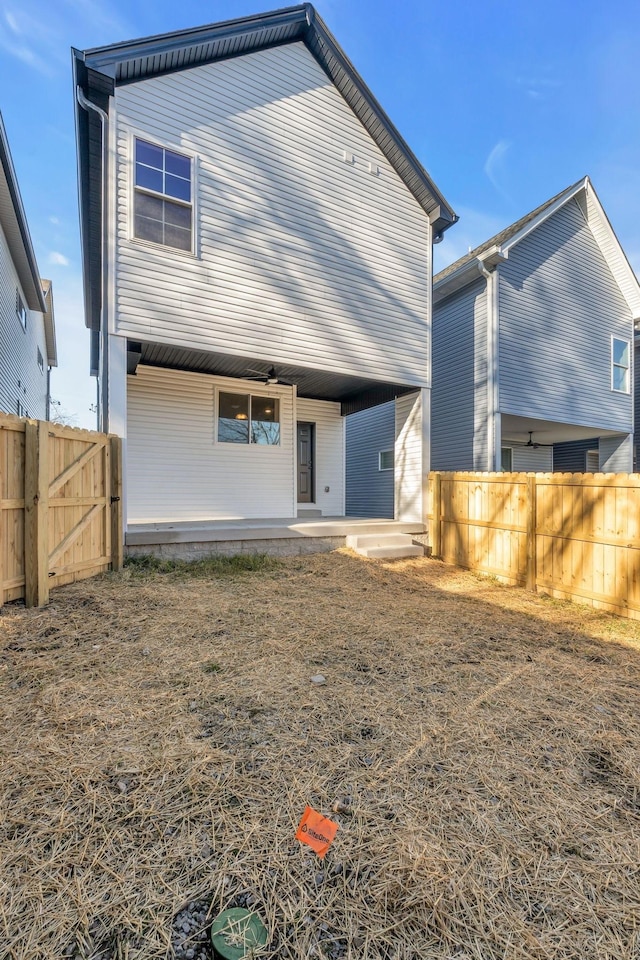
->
(2, 0), (639, 428)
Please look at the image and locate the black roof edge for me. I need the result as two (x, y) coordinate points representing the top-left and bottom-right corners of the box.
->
(0, 114), (46, 313)
(83, 4), (311, 67)
(308, 8), (456, 231)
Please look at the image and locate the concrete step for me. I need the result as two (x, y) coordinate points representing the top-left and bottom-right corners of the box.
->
(347, 532), (424, 559)
(346, 533), (416, 550)
(297, 508), (322, 518)
(359, 544), (424, 559)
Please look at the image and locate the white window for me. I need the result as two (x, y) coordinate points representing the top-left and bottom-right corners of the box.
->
(133, 138), (192, 251)
(16, 400), (27, 418)
(612, 337), (630, 393)
(379, 449), (394, 471)
(501, 447), (513, 472)
(586, 450), (599, 473)
(217, 392), (280, 445)
(16, 291), (27, 331)
(37, 347), (44, 373)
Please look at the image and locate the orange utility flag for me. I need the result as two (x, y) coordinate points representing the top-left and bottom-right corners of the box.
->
(295, 806), (339, 859)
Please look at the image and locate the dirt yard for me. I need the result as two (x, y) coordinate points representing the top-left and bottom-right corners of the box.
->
(1, 551), (640, 960)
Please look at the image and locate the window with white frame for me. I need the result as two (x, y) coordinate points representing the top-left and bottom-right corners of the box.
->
(217, 392), (280, 445)
(16, 290), (27, 330)
(37, 347), (44, 373)
(133, 138), (192, 251)
(501, 447), (513, 472)
(379, 449), (394, 471)
(612, 337), (630, 393)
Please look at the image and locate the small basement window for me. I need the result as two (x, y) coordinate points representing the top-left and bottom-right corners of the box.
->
(16, 291), (27, 330)
(379, 449), (394, 471)
(218, 392), (280, 445)
(133, 138), (192, 251)
(612, 337), (630, 393)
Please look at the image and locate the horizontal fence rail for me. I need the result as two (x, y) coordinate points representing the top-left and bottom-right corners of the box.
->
(0, 413), (123, 607)
(427, 471), (640, 621)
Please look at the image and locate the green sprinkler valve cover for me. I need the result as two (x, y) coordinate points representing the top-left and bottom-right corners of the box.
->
(210, 907), (268, 959)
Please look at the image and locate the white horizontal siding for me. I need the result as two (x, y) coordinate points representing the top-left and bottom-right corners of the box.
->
(113, 42), (430, 386)
(395, 391), (423, 521)
(499, 198), (633, 432)
(0, 221), (48, 420)
(127, 365), (295, 522)
(296, 397), (344, 516)
(511, 444), (553, 472)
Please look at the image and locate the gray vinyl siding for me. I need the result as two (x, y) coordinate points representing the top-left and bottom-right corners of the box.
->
(432, 278), (488, 470)
(499, 198), (633, 432)
(552, 438), (599, 472)
(0, 221), (48, 420)
(345, 401), (395, 517)
(599, 434), (633, 473)
(112, 42), (430, 387)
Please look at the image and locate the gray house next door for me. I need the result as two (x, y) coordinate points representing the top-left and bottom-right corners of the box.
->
(297, 422), (314, 503)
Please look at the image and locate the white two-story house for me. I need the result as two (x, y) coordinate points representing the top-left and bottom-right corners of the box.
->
(0, 113), (57, 420)
(73, 4), (456, 551)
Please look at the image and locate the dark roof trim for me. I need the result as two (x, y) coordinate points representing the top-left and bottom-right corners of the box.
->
(0, 113), (46, 313)
(83, 5), (310, 71)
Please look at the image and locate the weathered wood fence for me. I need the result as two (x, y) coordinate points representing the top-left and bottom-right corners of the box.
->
(428, 471), (640, 620)
(0, 413), (123, 607)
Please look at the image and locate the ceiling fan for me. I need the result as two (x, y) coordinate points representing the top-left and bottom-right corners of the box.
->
(245, 365), (294, 386)
(525, 431), (553, 449)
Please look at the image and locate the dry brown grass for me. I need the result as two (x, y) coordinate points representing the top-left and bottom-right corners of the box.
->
(1, 550), (640, 960)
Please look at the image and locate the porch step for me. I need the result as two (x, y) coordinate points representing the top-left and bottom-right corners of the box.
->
(297, 508), (323, 518)
(346, 533), (424, 559)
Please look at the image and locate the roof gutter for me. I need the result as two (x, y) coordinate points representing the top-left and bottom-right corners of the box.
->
(76, 83), (110, 425)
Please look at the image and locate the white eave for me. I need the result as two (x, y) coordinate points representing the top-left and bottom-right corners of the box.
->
(40, 279), (58, 367)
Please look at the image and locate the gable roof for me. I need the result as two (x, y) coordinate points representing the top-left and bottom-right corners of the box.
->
(0, 113), (46, 313)
(73, 4), (457, 332)
(434, 177), (640, 319)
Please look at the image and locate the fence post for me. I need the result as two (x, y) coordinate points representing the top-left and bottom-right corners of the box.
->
(525, 474), (537, 592)
(24, 419), (49, 608)
(431, 472), (442, 558)
(110, 436), (124, 572)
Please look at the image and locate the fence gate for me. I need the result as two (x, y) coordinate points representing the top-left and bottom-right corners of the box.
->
(1, 414), (122, 608)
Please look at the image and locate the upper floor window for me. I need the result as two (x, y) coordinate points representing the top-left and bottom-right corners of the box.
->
(37, 347), (44, 373)
(133, 138), (192, 252)
(217, 392), (280, 445)
(611, 337), (630, 393)
(16, 291), (27, 331)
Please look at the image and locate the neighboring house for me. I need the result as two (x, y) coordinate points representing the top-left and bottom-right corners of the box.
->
(346, 177), (640, 518)
(0, 114), (57, 420)
(73, 5), (456, 532)
(431, 177), (640, 474)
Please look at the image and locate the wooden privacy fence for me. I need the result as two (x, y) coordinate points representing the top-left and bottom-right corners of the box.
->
(0, 413), (123, 607)
(428, 471), (640, 621)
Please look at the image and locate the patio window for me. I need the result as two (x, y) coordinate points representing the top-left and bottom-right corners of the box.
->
(133, 138), (192, 252)
(218, 392), (280, 445)
(501, 447), (513, 472)
(611, 337), (630, 393)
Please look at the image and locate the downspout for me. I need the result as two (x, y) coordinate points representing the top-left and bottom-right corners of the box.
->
(76, 85), (109, 434)
(477, 259), (500, 471)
